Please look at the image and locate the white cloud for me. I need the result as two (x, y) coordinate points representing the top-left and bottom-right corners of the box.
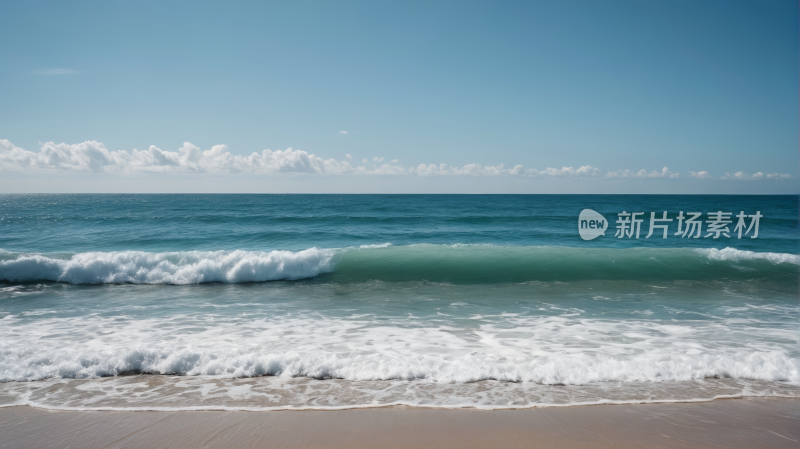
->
(686, 170), (793, 180)
(33, 68), (77, 75)
(413, 164), (602, 177)
(605, 167), (677, 178)
(721, 171), (793, 180)
(338, 131), (348, 135)
(722, 171), (751, 180)
(688, 170), (712, 179)
(0, 140), (357, 175)
(0, 140), (791, 181)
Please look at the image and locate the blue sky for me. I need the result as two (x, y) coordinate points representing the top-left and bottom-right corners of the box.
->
(1, 0), (798, 193)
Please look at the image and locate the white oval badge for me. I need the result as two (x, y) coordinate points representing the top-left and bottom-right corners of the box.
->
(579, 209), (608, 240)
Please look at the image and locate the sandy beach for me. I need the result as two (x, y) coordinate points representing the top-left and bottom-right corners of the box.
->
(1, 398), (798, 449)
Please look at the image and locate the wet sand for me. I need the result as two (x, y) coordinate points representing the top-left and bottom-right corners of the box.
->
(1, 398), (798, 449)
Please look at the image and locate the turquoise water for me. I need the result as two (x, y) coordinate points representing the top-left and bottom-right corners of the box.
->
(1, 194), (796, 253)
(0, 194), (798, 410)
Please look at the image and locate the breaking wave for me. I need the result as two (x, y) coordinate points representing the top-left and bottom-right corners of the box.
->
(0, 248), (340, 284)
(0, 245), (797, 285)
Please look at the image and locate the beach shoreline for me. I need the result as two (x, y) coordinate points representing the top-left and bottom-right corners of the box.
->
(1, 397), (798, 448)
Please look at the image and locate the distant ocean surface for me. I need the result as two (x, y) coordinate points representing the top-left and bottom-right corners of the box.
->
(0, 194), (798, 410)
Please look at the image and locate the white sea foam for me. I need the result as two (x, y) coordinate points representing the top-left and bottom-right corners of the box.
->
(2, 376), (799, 411)
(1, 277), (798, 410)
(358, 243), (392, 249)
(1, 311), (797, 384)
(696, 247), (800, 265)
(1, 345), (797, 384)
(0, 249), (340, 284)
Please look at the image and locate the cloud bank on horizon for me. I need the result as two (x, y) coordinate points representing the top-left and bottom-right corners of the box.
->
(0, 139), (792, 181)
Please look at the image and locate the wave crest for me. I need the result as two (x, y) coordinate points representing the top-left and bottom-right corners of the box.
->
(695, 247), (800, 265)
(0, 249), (339, 284)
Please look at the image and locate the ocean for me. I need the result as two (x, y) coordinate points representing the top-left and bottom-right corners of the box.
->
(0, 194), (798, 410)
